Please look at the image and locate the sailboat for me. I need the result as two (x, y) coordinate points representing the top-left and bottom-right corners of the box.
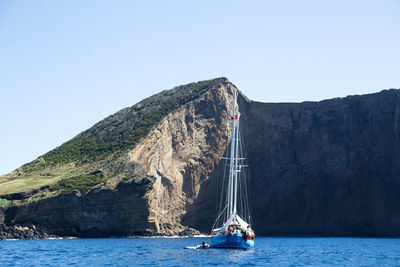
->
(210, 89), (255, 249)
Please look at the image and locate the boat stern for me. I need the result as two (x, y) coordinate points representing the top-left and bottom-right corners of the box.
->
(210, 233), (254, 249)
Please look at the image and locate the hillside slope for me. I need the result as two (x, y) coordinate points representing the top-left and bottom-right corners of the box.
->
(2, 79), (400, 237)
(0, 78), (223, 198)
(0, 78), (236, 236)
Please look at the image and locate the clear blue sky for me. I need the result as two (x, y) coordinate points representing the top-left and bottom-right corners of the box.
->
(1, 0), (399, 175)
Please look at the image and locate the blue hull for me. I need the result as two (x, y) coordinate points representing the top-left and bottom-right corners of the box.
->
(210, 233), (254, 249)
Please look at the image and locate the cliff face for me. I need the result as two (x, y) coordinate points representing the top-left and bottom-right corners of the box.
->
(180, 89), (400, 237)
(128, 83), (235, 234)
(5, 177), (154, 237)
(244, 90), (400, 236)
(2, 78), (400, 237)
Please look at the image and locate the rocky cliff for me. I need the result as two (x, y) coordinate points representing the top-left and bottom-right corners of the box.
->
(128, 83), (234, 234)
(184, 89), (400, 236)
(245, 90), (400, 236)
(0, 78), (237, 237)
(1, 78), (400, 237)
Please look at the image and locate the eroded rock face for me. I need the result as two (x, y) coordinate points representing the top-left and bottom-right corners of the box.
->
(5, 177), (154, 237)
(0, 207), (4, 224)
(129, 81), (235, 234)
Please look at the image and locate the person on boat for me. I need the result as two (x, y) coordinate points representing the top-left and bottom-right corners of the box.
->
(241, 229), (247, 240)
(246, 226), (255, 239)
(227, 225), (233, 235)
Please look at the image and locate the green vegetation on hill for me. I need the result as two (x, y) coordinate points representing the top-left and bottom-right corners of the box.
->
(0, 78), (224, 198)
(23, 78), (223, 169)
(50, 170), (105, 195)
(0, 198), (8, 207)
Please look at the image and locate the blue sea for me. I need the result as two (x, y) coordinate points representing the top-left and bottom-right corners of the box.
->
(1, 237), (400, 266)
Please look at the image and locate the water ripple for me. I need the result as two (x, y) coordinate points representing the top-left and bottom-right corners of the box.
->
(0, 237), (400, 266)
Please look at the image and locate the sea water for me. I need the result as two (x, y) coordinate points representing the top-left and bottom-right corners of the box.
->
(1, 237), (400, 266)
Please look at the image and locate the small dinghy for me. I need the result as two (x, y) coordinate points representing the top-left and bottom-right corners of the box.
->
(184, 241), (210, 250)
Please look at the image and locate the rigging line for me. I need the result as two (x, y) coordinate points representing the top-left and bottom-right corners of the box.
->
(239, 126), (252, 224)
(210, 203), (228, 234)
(221, 157), (246, 160)
(215, 153), (222, 216)
(233, 110), (240, 215)
(217, 145), (229, 220)
(221, 140), (234, 223)
(219, 157), (229, 223)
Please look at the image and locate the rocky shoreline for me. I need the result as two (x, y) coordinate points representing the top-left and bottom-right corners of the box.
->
(0, 222), (202, 240)
(0, 224), (58, 240)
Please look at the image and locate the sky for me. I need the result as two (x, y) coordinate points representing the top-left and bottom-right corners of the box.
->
(1, 0), (399, 175)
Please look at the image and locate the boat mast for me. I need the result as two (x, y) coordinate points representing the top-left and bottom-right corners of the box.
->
(233, 102), (240, 216)
(228, 90), (239, 218)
